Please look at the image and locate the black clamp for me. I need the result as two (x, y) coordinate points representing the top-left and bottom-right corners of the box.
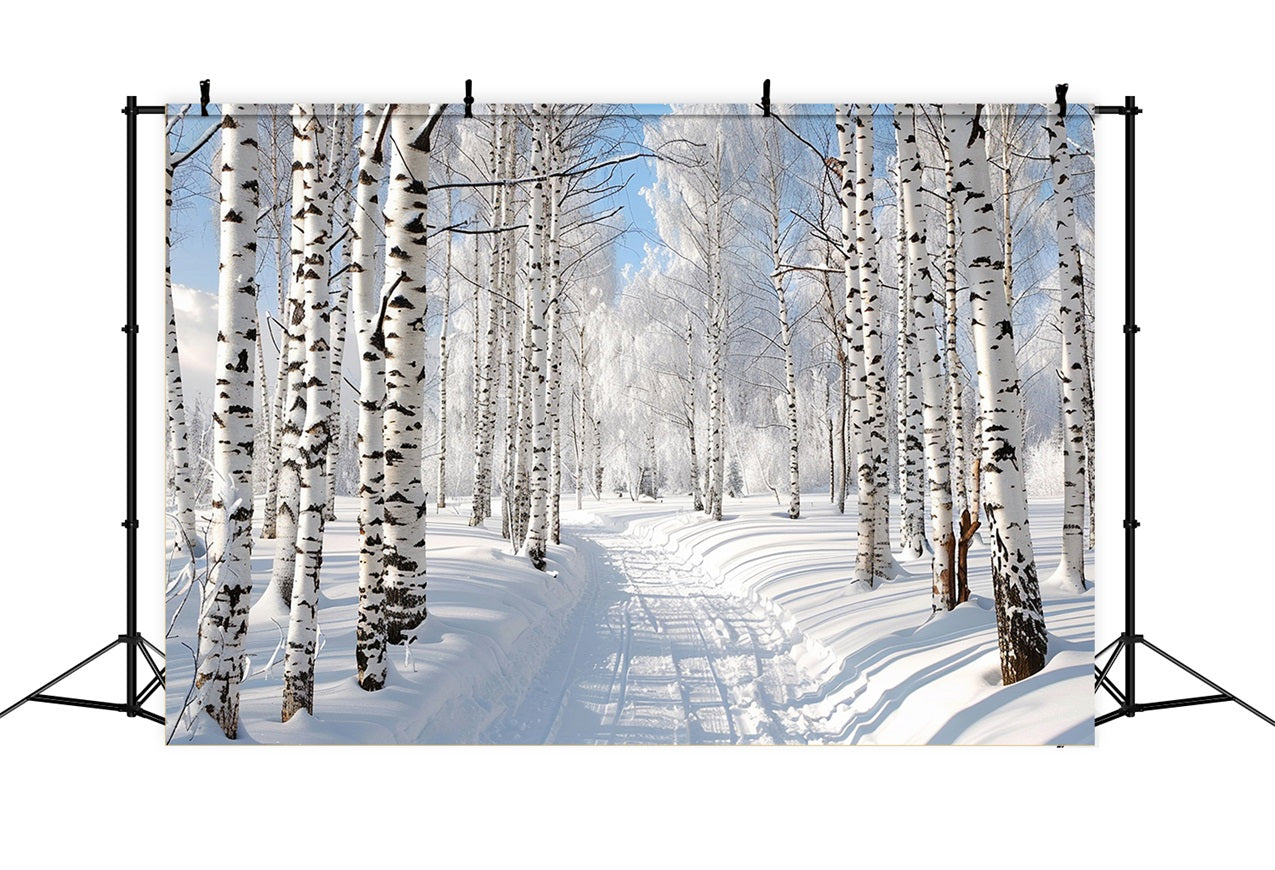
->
(1123, 519), (1140, 530)
(464, 79), (474, 119)
(121, 325), (138, 334)
(121, 520), (139, 530)
(199, 79), (211, 116)
(1123, 324), (1140, 334)
(761, 79), (771, 117)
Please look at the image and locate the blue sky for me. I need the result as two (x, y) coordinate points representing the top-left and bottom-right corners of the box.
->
(168, 104), (868, 301)
(166, 103), (1087, 306)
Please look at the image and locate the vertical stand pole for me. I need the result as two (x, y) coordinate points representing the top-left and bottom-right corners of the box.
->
(125, 95), (140, 717)
(1122, 93), (1138, 718)
(1094, 96), (1273, 728)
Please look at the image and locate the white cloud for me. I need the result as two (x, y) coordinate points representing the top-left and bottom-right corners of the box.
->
(171, 283), (218, 406)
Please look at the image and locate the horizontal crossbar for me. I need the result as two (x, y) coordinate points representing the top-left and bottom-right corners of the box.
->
(30, 694), (130, 713)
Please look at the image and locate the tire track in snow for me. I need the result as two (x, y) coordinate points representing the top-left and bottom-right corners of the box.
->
(492, 517), (819, 744)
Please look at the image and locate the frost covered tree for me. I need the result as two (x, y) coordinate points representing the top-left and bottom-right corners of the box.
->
(1046, 87), (1088, 594)
(761, 117), (801, 520)
(381, 104), (446, 643)
(946, 105), (1047, 684)
(195, 104), (259, 738)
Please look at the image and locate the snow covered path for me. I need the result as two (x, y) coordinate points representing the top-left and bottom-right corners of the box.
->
(486, 516), (816, 744)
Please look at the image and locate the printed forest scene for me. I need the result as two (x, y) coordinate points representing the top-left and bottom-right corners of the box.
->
(164, 99), (1096, 744)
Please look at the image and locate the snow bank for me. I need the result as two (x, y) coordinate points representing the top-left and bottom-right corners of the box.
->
(166, 497), (587, 744)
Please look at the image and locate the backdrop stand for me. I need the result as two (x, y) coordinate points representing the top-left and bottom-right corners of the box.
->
(1093, 95), (1273, 728)
(0, 96), (166, 726)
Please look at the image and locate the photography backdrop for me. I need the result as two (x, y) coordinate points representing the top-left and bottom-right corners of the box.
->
(163, 101), (1095, 744)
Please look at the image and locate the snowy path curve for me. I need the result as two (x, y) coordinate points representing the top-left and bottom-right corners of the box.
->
(486, 515), (817, 744)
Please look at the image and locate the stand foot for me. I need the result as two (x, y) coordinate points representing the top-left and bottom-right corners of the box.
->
(1094, 634), (1274, 728)
(0, 634), (165, 724)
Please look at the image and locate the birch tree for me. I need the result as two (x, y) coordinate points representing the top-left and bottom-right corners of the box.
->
(165, 285), (199, 555)
(195, 104), (259, 738)
(258, 106), (295, 541)
(852, 105), (899, 579)
(436, 186), (455, 510)
(469, 110), (510, 527)
(896, 173), (926, 558)
(835, 105), (877, 588)
(898, 105), (956, 610)
(946, 105), (1047, 684)
(704, 131), (729, 521)
(521, 106), (552, 569)
(546, 129), (565, 544)
(1046, 89), (1088, 594)
(282, 105), (334, 721)
(268, 108), (316, 604)
(762, 118), (800, 519)
(351, 104), (389, 690)
(324, 106), (356, 522)
(382, 104), (445, 643)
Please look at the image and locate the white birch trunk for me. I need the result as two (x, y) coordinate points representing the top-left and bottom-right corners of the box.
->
(164, 286), (199, 555)
(522, 106), (551, 569)
(352, 104), (389, 690)
(764, 127), (800, 520)
(260, 164), (290, 542)
(853, 106), (900, 580)
(195, 105), (259, 738)
(1080, 275), (1096, 548)
(705, 133), (727, 522)
(437, 187), (454, 510)
(268, 108), (314, 604)
(896, 174), (926, 558)
(946, 106), (1047, 684)
(685, 317), (703, 512)
(835, 105), (876, 588)
(323, 108), (355, 523)
(381, 105), (443, 644)
(941, 129), (968, 520)
(470, 111), (508, 527)
(282, 106), (334, 722)
(546, 141), (564, 546)
(1046, 93), (1088, 594)
(898, 105), (957, 610)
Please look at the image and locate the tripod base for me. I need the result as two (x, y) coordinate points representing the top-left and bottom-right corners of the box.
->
(0, 634), (165, 725)
(1095, 634), (1274, 728)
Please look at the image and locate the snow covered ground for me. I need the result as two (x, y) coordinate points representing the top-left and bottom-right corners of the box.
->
(167, 492), (1093, 745)
(165, 497), (588, 743)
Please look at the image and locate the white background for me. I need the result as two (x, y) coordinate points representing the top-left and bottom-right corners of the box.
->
(1, 2), (1270, 865)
